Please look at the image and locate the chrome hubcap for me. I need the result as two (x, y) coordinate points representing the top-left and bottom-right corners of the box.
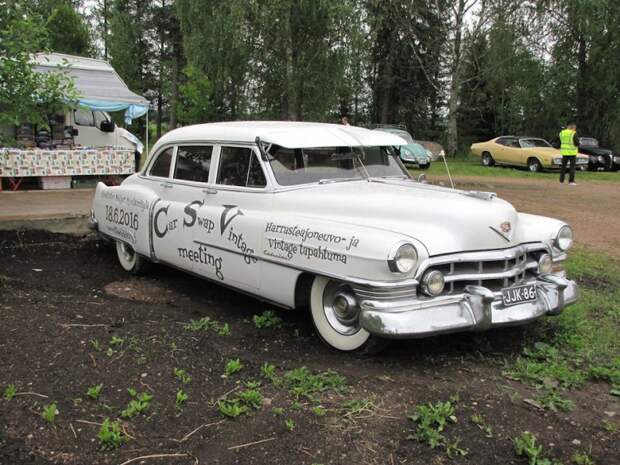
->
(322, 281), (361, 336)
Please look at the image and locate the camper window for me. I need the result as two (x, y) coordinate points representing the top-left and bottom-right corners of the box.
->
(74, 108), (95, 127)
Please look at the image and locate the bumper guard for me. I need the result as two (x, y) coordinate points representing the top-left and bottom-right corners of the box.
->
(358, 274), (578, 338)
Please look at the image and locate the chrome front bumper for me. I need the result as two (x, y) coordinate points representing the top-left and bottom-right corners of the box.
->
(358, 274), (578, 339)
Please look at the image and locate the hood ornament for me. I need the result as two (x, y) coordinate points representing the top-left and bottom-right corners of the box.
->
(490, 221), (513, 242)
(462, 190), (496, 201)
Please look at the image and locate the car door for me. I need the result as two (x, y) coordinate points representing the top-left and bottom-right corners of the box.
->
(189, 145), (270, 291)
(506, 138), (526, 165)
(166, 144), (219, 276)
(498, 137), (520, 165)
(492, 137), (509, 163)
(147, 145), (196, 269)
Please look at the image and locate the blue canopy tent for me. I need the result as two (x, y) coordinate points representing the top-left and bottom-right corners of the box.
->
(32, 53), (150, 148)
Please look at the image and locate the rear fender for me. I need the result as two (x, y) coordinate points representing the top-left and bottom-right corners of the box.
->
(92, 182), (158, 257)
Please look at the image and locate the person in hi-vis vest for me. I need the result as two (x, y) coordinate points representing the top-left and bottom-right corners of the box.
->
(559, 122), (579, 185)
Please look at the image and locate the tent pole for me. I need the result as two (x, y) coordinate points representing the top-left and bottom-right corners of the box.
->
(145, 109), (149, 160)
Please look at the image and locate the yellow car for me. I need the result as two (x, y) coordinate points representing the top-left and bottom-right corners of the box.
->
(470, 136), (589, 172)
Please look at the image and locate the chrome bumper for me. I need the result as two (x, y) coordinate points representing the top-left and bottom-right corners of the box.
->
(358, 274), (578, 339)
(88, 210), (99, 231)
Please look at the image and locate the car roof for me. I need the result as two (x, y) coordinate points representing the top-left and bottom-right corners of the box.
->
(153, 121), (408, 150)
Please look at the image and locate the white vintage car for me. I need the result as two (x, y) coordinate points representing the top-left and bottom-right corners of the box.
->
(90, 122), (578, 351)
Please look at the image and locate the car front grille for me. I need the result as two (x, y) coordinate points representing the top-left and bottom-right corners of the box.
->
(422, 245), (547, 294)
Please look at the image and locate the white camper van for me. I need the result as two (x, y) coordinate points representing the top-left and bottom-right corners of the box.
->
(0, 53), (146, 155)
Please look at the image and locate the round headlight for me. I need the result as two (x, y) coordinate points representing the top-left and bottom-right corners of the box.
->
(421, 270), (445, 296)
(538, 253), (553, 274)
(555, 225), (573, 251)
(389, 243), (418, 274)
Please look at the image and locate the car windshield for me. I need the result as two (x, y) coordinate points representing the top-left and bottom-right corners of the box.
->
(377, 129), (414, 144)
(267, 145), (408, 186)
(520, 138), (551, 148)
(403, 143), (427, 157)
(580, 138), (598, 147)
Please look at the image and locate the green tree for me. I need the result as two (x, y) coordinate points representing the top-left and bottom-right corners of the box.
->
(0, 1), (76, 135)
(29, 0), (93, 56)
(176, 65), (215, 124)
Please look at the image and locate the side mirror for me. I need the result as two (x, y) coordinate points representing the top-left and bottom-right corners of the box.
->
(100, 120), (115, 133)
(64, 126), (78, 137)
(417, 173), (427, 184)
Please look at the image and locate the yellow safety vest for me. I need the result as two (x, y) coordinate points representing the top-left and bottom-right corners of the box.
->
(559, 129), (578, 156)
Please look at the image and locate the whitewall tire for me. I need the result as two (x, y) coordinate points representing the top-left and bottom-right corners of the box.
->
(309, 276), (370, 351)
(115, 241), (148, 274)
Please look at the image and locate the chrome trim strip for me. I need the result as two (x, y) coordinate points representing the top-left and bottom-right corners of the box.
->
(443, 262), (537, 283)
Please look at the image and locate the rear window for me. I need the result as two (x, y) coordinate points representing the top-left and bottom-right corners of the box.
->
(149, 147), (173, 177)
(174, 146), (213, 183)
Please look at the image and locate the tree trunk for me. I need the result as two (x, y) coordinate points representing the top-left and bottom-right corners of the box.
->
(103, 0), (108, 60)
(446, 0), (466, 156)
(576, 35), (587, 132)
(169, 46), (179, 129)
(285, 34), (296, 120)
(169, 5), (181, 130)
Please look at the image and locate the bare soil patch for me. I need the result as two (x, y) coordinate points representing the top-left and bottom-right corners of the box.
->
(1, 231), (618, 465)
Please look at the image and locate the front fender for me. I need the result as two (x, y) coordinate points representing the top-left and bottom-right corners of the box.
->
(261, 215), (429, 282)
(516, 212), (567, 256)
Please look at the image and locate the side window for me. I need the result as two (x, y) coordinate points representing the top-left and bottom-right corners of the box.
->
(496, 138), (507, 146)
(174, 145), (213, 183)
(74, 108), (95, 126)
(93, 111), (109, 128)
(217, 147), (267, 188)
(149, 147), (173, 178)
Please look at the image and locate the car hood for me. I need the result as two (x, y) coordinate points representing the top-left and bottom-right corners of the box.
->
(579, 146), (612, 156)
(273, 180), (530, 256)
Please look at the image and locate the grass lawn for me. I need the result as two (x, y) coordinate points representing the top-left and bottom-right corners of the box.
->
(504, 247), (620, 408)
(419, 156), (620, 182)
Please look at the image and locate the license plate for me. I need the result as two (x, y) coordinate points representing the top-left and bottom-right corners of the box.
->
(501, 284), (537, 307)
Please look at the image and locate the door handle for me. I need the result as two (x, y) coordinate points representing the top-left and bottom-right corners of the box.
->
(202, 187), (218, 195)
(160, 182), (173, 189)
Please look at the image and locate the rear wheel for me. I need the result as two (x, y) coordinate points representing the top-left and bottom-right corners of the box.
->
(309, 276), (387, 352)
(481, 152), (495, 167)
(528, 158), (542, 172)
(419, 163), (430, 170)
(115, 240), (149, 274)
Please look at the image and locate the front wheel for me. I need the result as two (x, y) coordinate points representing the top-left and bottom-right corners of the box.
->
(115, 241), (149, 274)
(528, 158), (542, 172)
(309, 276), (375, 352)
(419, 163), (430, 170)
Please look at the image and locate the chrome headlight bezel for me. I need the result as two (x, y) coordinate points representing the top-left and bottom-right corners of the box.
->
(388, 242), (419, 274)
(554, 225), (574, 251)
(421, 269), (446, 296)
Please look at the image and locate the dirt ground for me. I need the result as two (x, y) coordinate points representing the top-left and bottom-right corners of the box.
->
(431, 175), (620, 259)
(1, 175), (619, 465)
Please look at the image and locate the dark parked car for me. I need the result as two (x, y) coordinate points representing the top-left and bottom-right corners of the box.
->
(579, 137), (619, 171)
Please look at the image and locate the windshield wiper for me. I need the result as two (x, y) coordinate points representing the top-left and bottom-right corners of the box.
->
(372, 175), (408, 179)
(318, 177), (363, 184)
